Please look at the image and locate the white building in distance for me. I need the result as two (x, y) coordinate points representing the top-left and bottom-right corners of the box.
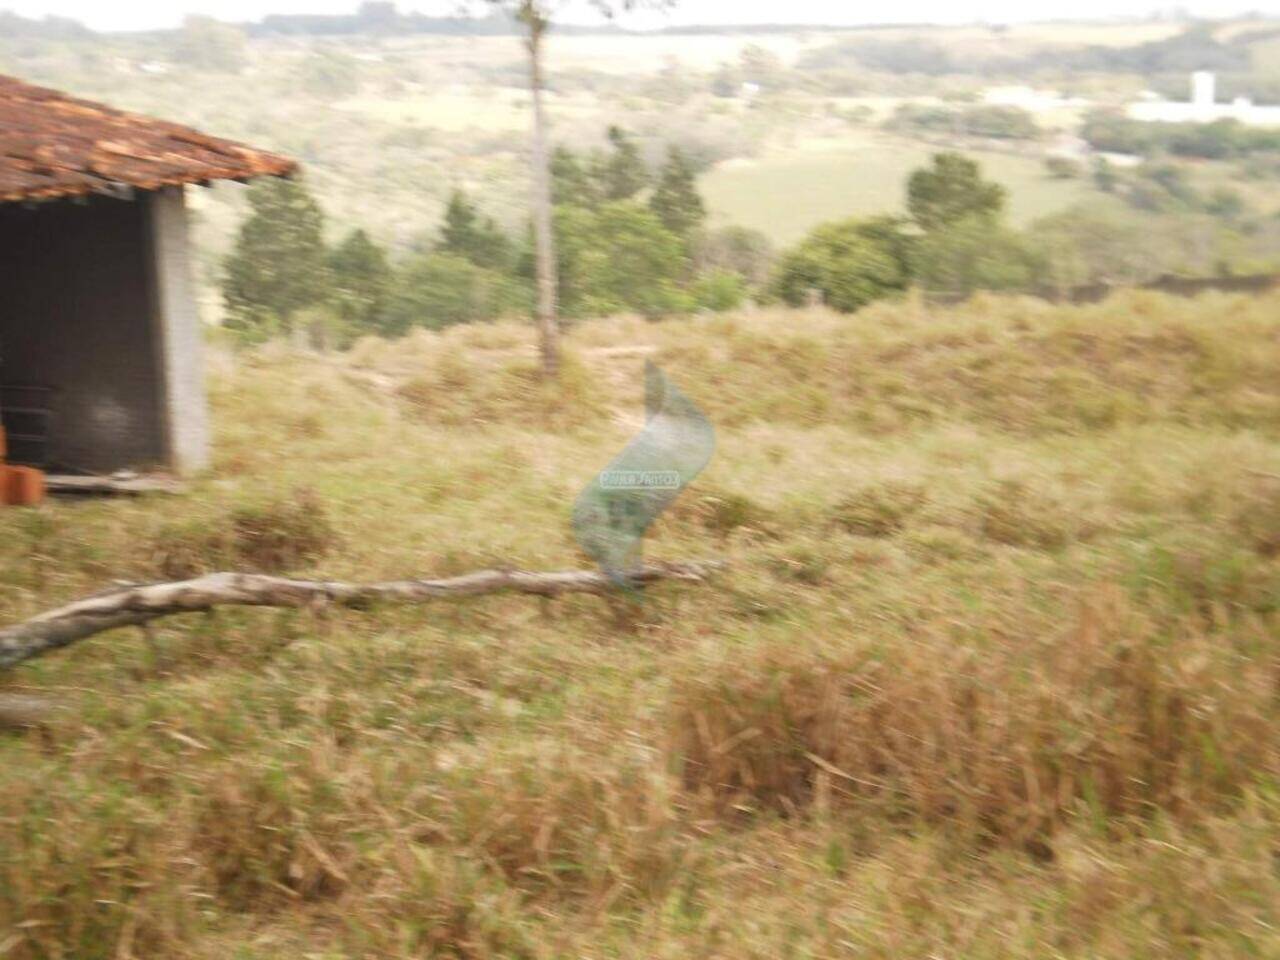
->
(1128, 71), (1280, 126)
(983, 86), (1089, 112)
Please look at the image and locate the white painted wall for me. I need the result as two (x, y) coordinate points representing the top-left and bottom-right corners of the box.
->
(145, 186), (211, 475)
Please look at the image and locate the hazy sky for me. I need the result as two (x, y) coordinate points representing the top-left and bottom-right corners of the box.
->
(4, 0), (1278, 32)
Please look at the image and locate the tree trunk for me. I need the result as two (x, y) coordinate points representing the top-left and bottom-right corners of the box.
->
(526, 14), (560, 378)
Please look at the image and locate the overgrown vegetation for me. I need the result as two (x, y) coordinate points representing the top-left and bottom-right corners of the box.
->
(220, 127), (746, 340)
(1082, 109), (1280, 159)
(6, 10), (1280, 955)
(2, 291), (1279, 957)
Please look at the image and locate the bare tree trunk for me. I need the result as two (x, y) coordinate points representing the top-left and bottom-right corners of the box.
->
(526, 11), (560, 378)
(0, 563), (721, 670)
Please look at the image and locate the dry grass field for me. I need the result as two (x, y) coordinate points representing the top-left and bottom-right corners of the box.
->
(2, 290), (1279, 958)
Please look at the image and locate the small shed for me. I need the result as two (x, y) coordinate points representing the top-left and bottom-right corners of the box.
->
(0, 75), (295, 475)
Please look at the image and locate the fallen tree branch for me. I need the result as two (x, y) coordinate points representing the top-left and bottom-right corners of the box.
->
(0, 694), (60, 728)
(0, 563), (721, 670)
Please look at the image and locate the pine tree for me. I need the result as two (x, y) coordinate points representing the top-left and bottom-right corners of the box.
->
(550, 146), (601, 208)
(438, 190), (514, 271)
(329, 228), (391, 335)
(440, 190), (478, 251)
(599, 126), (648, 202)
(649, 145), (706, 237)
(906, 152), (1007, 233)
(223, 176), (330, 336)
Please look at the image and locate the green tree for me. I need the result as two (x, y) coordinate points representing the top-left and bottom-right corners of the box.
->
(223, 176), (331, 339)
(599, 126), (649, 202)
(1080, 109), (1154, 155)
(649, 145), (706, 237)
(962, 105), (1039, 140)
(550, 146), (601, 208)
(851, 215), (916, 282)
(438, 190), (514, 270)
(385, 253), (525, 333)
(1031, 202), (1162, 289)
(907, 152), (1007, 232)
(772, 217), (913, 312)
(891, 104), (1039, 140)
(556, 201), (688, 318)
(912, 215), (1041, 298)
(690, 270), (747, 312)
(329, 228), (391, 336)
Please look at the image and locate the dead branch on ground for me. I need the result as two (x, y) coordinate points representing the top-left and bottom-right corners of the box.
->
(0, 563), (721, 670)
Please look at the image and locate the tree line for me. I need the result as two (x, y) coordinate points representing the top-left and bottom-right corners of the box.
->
(799, 24), (1255, 80)
(221, 126), (769, 345)
(225, 143), (1280, 340)
(774, 149), (1280, 307)
(1081, 110), (1280, 161)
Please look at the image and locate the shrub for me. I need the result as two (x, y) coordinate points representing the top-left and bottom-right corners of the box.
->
(891, 103), (1040, 140)
(912, 215), (1042, 297)
(384, 252), (527, 334)
(773, 216), (912, 312)
(691, 269), (748, 312)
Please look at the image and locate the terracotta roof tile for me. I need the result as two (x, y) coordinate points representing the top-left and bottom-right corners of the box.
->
(0, 74), (297, 203)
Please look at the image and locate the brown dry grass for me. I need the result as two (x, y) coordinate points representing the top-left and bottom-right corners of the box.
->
(672, 591), (1276, 843)
(1, 292), (1279, 958)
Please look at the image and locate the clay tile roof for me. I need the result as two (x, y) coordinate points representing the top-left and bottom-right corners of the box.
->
(0, 74), (297, 203)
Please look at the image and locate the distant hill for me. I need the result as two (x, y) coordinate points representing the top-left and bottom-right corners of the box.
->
(0, 10), (92, 40)
(244, 2), (634, 38)
(246, 4), (522, 38)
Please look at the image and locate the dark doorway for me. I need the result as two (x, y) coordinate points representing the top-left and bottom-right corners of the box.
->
(0, 195), (167, 473)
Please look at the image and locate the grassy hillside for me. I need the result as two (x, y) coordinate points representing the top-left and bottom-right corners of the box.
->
(2, 291), (1279, 957)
